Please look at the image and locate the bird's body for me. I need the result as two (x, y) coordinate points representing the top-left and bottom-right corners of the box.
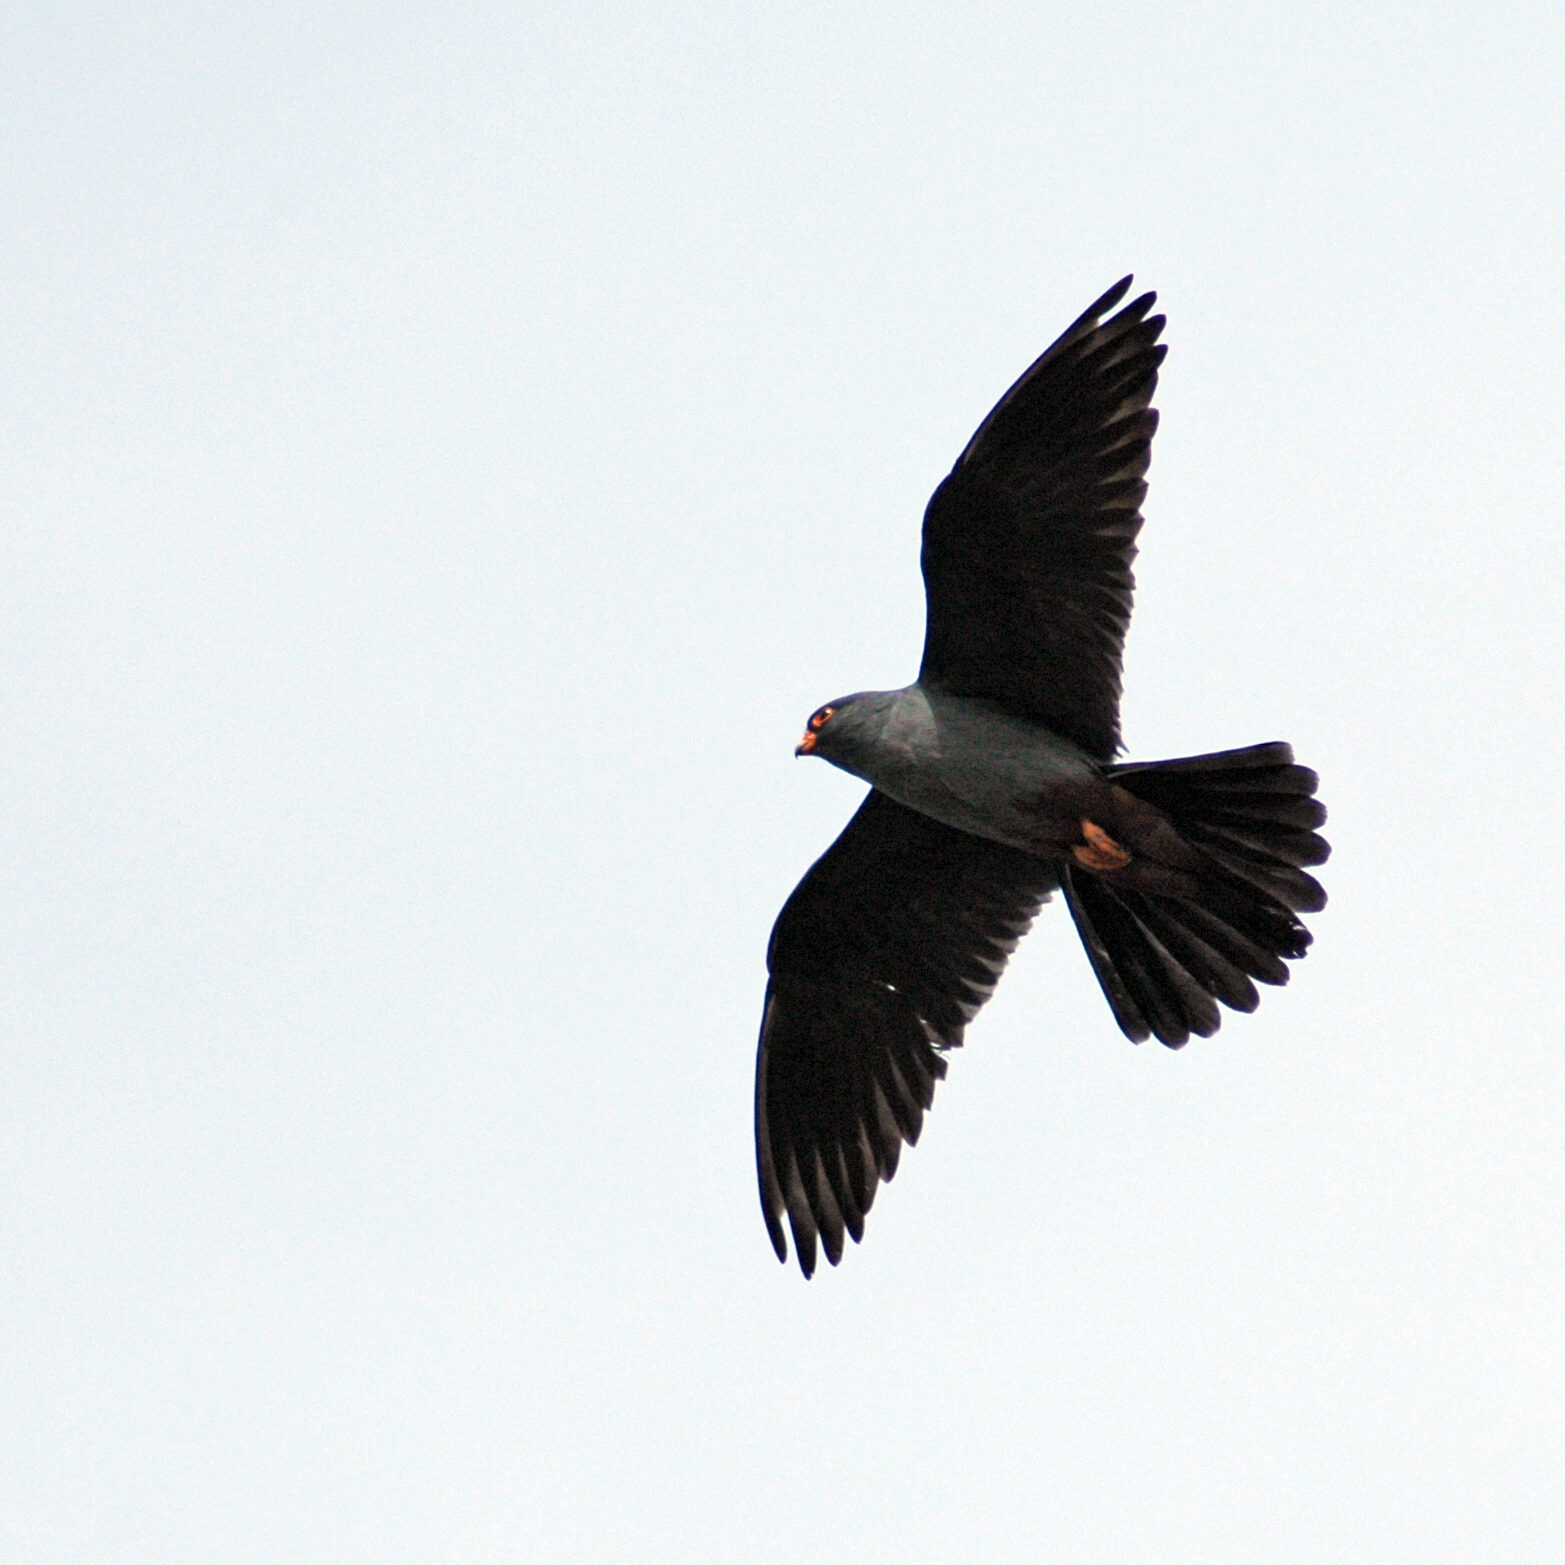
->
(803, 685), (1100, 858)
(754, 278), (1330, 1277)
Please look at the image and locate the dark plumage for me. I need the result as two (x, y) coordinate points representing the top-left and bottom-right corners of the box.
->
(755, 279), (1329, 1276)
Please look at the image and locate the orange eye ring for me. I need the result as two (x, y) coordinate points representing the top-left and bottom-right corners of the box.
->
(810, 706), (836, 731)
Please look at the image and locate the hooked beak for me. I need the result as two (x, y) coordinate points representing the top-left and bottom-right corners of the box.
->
(795, 730), (817, 757)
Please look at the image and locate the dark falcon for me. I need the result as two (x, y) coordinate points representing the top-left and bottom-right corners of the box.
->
(754, 278), (1330, 1276)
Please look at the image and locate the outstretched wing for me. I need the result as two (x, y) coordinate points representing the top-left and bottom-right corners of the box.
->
(755, 790), (1058, 1276)
(918, 277), (1166, 759)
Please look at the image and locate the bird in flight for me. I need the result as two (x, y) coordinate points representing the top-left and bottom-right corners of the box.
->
(755, 278), (1330, 1277)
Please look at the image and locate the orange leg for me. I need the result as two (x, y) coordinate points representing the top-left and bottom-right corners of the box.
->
(1071, 819), (1131, 873)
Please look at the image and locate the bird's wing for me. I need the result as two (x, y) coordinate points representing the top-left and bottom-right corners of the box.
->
(755, 789), (1058, 1276)
(918, 277), (1166, 759)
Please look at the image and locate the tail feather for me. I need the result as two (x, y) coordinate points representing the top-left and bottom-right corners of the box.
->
(1184, 794), (1327, 832)
(1065, 872), (1221, 1044)
(1121, 891), (1261, 1013)
(1068, 742), (1330, 1048)
(1190, 816), (1330, 867)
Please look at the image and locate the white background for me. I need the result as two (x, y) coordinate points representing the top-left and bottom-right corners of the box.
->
(3, 3), (1561, 1560)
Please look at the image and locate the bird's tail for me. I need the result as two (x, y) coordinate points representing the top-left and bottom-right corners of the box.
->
(1063, 742), (1329, 1046)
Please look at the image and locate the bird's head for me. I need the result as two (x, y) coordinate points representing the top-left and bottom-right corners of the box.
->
(794, 701), (841, 757)
(794, 692), (898, 780)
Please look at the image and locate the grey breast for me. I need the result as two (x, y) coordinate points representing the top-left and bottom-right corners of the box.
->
(856, 686), (1101, 854)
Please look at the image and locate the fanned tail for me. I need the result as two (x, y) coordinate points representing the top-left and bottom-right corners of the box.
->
(1064, 742), (1329, 1047)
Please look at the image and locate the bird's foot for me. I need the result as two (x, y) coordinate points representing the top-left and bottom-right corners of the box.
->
(1072, 819), (1132, 872)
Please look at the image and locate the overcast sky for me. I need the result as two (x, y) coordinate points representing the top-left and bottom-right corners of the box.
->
(3, 3), (1562, 1561)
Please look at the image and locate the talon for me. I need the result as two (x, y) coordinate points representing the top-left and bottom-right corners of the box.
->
(1072, 819), (1131, 872)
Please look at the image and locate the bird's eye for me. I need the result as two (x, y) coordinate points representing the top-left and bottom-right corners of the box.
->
(810, 706), (836, 731)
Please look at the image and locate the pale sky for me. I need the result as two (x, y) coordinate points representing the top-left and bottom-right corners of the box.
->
(3, 3), (1562, 1560)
